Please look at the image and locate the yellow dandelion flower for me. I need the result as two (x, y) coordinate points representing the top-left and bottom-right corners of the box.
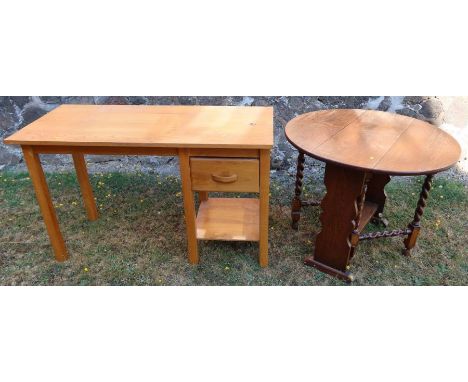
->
(84, 267), (89, 272)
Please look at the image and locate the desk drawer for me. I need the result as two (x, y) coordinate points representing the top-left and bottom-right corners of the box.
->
(190, 157), (259, 192)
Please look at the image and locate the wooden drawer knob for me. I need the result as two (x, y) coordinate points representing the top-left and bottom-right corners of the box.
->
(211, 173), (238, 183)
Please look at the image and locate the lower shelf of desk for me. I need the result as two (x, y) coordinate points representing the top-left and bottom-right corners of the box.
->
(196, 198), (259, 241)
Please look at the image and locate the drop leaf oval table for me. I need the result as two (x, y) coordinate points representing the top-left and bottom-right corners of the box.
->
(285, 109), (461, 282)
(4, 105), (273, 266)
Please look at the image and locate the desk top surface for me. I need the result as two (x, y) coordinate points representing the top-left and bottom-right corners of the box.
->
(5, 105), (274, 149)
(285, 109), (461, 175)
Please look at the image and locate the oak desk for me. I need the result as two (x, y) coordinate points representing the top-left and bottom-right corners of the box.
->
(286, 109), (461, 282)
(5, 105), (274, 266)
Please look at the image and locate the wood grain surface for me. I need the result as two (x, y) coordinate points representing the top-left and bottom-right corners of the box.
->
(196, 198), (260, 241)
(5, 105), (273, 149)
(285, 109), (461, 175)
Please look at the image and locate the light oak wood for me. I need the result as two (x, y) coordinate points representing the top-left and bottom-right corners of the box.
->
(21, 146), (68, 261)
(31, 145), (177, 156)
(5, 105), (274, 149)
(72, 153), (98, 221)
(198, 192), (209, 202)
(179, 148), (199, 264)
(196, 198), (259, 241)
(188, 148), (259, 158)
(190, 158), (259, 192)
(5, 106), (273, 267)
(285, 109), (461, 175)
(259, 149), (270, 267)
(31, 146), (255, 158)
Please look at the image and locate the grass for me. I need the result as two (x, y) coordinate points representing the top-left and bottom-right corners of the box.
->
(0, 170), (467, 285)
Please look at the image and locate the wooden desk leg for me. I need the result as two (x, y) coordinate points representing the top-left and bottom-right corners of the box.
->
(403, 174), (434, 256)
(259, 149), (270, 267)
(366, 173), (391, 226)
(304, 163), (368, 282)
(22, 146), (68, 262)
(291, 151), (305, 230)
(179, 148), (199, 264)
(72, 153), (98, 221)
(198, 192), (209, 202)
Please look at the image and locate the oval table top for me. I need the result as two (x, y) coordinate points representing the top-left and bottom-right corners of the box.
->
(285, 109), (461, 175)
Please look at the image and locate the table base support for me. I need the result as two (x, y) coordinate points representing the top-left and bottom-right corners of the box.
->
(360, 228), (411, 241)
(304, 257), (354, 283)
(312, 163), (368, 276)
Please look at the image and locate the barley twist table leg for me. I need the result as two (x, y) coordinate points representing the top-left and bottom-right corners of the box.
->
(291, 151), (305, 230)
(403, 174), (434, 256)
